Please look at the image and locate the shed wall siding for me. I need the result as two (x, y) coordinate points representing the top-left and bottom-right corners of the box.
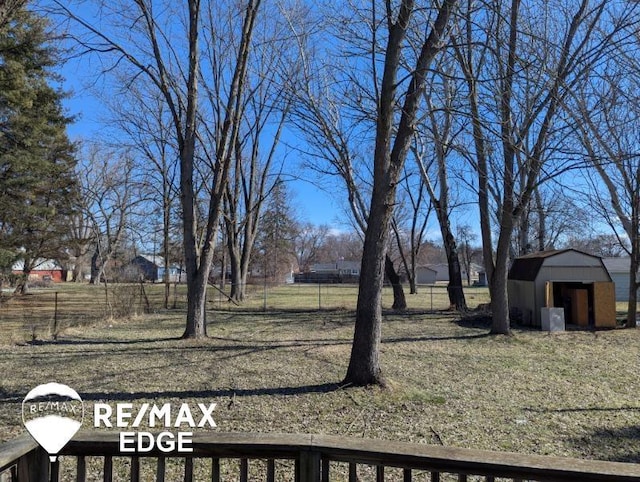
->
(507, 280), (536, 324)
(541, 251), (603, 267)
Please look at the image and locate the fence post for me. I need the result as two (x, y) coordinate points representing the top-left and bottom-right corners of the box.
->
(430, 285), (433, 311)
(51, 292), (58, 340)
(297, 450), (321, 482)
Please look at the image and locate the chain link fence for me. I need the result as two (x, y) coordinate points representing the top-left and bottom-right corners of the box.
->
(0, 282), (492, 344)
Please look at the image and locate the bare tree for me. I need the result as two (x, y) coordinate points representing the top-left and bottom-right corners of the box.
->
(453, 0), (638, 334)
(573, 57), (640, 327)
(391, 171), (431, 295)
(79, 147), (140, 286)
(512, 184), (590, 255)
(66, 199), (93, 283)
(108, 82), (180, 308)
(286, 1), (415, 312)
(456, 224), (477, 286)
(294, 223), (329, 273)
(53, 0), (265, 338)
(341, 0), (458, 386)
(219, 6), (293, 302)
(412, 57), (467, 309)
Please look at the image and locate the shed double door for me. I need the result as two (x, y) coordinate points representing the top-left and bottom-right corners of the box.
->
(544, 281), (616, 328)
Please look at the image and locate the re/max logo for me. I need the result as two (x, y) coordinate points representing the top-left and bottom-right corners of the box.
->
(93, 402), (217, 453)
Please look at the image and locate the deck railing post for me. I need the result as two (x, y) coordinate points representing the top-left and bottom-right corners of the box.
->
(16, 448), (49, 482)
(297, 450), (321, 482)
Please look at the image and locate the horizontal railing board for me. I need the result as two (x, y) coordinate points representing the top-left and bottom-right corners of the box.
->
(3, 431), (640, 481)
(62, 431), (640, 481)
(0, 434), (38, 474)
(310, 434), (640, 481)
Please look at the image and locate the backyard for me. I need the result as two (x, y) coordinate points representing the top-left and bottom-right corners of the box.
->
(0, 283), (639, 479)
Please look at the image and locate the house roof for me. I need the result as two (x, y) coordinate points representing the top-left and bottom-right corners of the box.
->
(417, 266), (438, 273)
(12, 259), (62, 271)
(135, 254), (166, 267)
(602, 257), (632, 273)
(508, 249), (603, 282)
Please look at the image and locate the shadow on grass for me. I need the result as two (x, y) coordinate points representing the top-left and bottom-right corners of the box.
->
(82, 382), (344, 400)
(383, 332), (491, 343)
(0, 383), (344, 403)
(567, 424), (640, 463)
(524, 406), (640, 463)
(24, 336), (181, 346)
(525, 406), (640, 414)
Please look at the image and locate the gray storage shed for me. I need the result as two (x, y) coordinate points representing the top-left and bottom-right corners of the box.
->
(508, 249), (616, 328)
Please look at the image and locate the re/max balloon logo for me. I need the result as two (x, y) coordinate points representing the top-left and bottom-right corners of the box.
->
(23, 383), (217, 458)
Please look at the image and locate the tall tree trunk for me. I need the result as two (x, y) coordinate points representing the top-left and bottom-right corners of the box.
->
(344, 200), (390, 386)
(90, 247), (105, 285)
(343, 0), (457, 387)
(15, 272), (29, 295)
(163, 192), (171, 309)
(490, 256), (510, 333)
(627, 253), (638, 328)
(627, 197), (639, 328)
(228, 243), (244, 302)
(490, 227), (514, 334)
(535, 187), (546, 251)
(180, 0), (206, 339)
(385, 254), (406, 310)
(442, 224), (467, 311)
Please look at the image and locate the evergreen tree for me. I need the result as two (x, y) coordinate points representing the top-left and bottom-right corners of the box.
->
(0, 5), (77, 292)
(255, 179), (297, 282)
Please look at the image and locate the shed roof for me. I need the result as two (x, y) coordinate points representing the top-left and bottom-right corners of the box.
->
(508, 248), (604, 282)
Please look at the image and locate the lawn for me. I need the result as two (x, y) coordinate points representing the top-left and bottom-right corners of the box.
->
(0, 283), (639, 476)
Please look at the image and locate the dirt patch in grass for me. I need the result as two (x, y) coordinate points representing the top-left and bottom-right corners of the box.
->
(1, 285), (640, 467)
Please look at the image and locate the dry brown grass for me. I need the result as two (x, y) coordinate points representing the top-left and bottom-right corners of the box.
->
(0, 282), (639, 478)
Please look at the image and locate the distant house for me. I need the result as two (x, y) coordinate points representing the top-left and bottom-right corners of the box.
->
(128, 255), (184, 283)
(12, 259), (65, 282)
(295, 260), (360, 283)
(602, 257), (639, 302)
(415, 266), (437, 284)
(425, 262), (483, 284)
(508, 249), (616, 329)
(427, 263), (450, 282)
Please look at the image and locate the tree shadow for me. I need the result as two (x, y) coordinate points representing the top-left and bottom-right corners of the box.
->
(383, 332), (491, 343)
(525, 406), (640, 414)
(525, 406), (640, 463)
(566, 424), (640, 463)
(24, 336), (181, 346)
(0, 382), (345, 404)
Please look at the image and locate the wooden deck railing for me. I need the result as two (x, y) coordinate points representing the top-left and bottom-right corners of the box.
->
(2, 431), (640, 481)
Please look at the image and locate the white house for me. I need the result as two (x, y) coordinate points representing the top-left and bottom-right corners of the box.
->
(602, 257), (639, 302)
(425, 262), (484, 284)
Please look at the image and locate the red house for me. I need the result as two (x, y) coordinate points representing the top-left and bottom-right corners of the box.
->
(12, 259), (66, 282)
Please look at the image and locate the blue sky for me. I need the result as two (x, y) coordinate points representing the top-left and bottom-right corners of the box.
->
(58, 58), (346, 229)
